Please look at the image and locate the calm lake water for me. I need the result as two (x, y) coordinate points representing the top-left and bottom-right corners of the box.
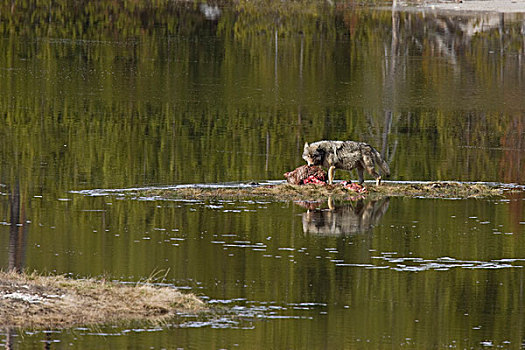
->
(1, 1), (525, 348)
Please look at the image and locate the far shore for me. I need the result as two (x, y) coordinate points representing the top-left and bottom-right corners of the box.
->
(399, 0), (525, 13)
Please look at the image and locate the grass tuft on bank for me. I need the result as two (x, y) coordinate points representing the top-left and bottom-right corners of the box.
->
(0, 270), (205, 330)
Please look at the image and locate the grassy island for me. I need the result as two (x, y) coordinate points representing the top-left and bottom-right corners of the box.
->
(138, 181), (509, 201)
(0, 271), (205, 330)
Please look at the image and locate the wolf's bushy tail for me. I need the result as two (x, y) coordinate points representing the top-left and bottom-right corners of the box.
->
(372, 148), (390, 176)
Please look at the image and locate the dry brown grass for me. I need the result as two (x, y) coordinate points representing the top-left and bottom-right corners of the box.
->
(368, 181), (505, 198)
(0, 270), (205, 330)
(144, 181), (506, 201)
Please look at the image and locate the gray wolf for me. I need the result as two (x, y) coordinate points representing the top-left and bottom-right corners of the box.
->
(284, 165), (327, 185)
(302, 140), (390, 185)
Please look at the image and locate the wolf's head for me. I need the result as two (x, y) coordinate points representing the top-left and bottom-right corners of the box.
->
(302, 142), (324, 166)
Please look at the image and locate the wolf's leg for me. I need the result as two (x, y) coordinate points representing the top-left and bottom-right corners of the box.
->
(327, 196), (335, 210)
(362, 154), (382, 186)
(366, 167), (381, 185)
(357, 167), (365, 185)
(328, 166), (336, 185)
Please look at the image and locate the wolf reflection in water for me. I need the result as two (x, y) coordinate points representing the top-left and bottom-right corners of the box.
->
(300, 198), (390, 235)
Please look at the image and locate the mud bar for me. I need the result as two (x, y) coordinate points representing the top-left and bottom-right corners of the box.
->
(71, 180), (525, 201)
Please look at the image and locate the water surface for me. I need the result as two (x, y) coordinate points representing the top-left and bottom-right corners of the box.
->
(1, 1), (525, 348)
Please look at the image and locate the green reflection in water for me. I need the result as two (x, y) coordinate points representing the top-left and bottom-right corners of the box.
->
(1, 194), (524, 348)
(1, 1), (525, 197)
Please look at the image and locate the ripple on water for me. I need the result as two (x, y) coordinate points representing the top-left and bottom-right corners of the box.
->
(336, 255), (524, 271)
